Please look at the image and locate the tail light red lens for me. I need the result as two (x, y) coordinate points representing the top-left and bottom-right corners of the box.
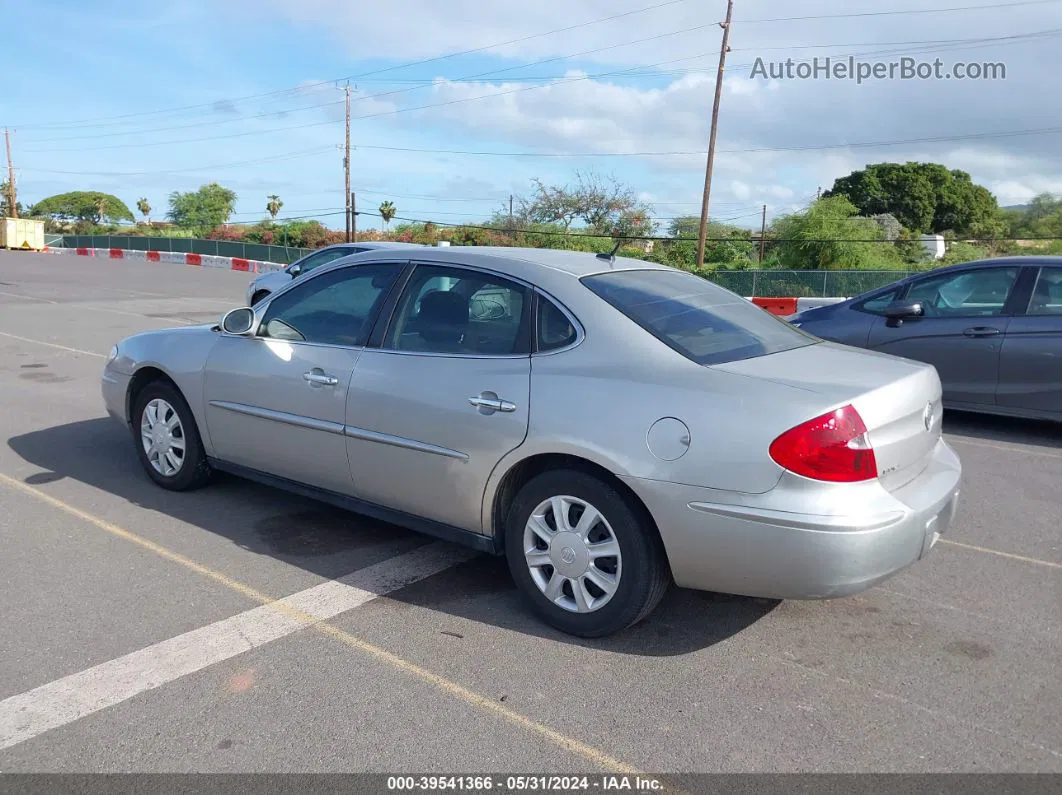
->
(769, 404), (878, 483)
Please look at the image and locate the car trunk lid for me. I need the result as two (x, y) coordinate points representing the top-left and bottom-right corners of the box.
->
(713, 341), (943, 491)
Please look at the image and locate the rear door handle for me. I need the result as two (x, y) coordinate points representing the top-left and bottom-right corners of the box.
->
(963, 327), (1001, 337)
(303, 370), (339, 386)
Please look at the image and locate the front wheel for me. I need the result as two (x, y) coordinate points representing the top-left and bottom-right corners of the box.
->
(251, 290), (270, 305)
(131, 380), (213, 491)
(504, 469), (671, 637)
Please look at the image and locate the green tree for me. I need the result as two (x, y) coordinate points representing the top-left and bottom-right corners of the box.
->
(378, 200), (397, 230)
(512, 170), (655, 238)
(769, 195), (901, 269)
(136, 197), (151, 223)
(663, 215), (755, 270)
(167, 183), (238, 233)
(266, 194), (283, 220)
(1, 180), (24, 217)
(825, 162), (1000, 235)
(29, 191), (135, 224)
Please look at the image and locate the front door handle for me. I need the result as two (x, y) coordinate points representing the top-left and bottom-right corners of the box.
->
(963, 326), (1001, 337)
(303, 370), (339, 386)
(469, 394), (517, 413)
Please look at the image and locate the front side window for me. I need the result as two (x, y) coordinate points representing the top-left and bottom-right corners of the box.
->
(1026, 267), (1062, 316)
(383, 265), (531, 355)
(906, 267), (1020, 317)
(288, 247), (355, 275)
(259, 263), (401, 347)
(582, 268), (817, 366)
(856, 287), (902, 315)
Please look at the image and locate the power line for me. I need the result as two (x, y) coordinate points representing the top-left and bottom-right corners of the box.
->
(21, 24), (1054, 154)
(7, 0), (695, 131)
(16, 146), (335, 176)
(740, 0), (1061, 23)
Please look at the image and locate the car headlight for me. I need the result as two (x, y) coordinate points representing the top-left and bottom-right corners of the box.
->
(108, 345), (119, 362)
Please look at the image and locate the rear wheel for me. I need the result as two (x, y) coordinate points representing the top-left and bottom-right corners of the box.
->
(504, 469), (671, 637)
(131, 380), (213, 491)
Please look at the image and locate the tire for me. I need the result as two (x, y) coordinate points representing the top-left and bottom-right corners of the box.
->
(504, 469), (671, 638)
(131, 379), (213, 492)
(251, 290), (270, 305)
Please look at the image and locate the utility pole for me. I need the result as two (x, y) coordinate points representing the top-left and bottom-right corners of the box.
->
(351, 191), (357, 243)
(343, 83), (352, 243)
(759, 204), (767, 263)
(695, 0), (734, 268)
(4, 128), (16, 219)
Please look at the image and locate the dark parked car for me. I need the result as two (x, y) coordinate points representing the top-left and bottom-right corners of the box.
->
(788, 256), (1062, 423)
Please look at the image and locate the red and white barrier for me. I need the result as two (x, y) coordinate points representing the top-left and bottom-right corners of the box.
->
(45, 247), (848, 315)
(52, 246), (286, 274)
(748, 296), (848, 316)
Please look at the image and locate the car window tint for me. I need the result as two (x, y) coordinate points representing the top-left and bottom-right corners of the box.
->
(299, 247), (354, 273)
(259, 264), (400, 347)
(582, 269), (817, 366)
(384, 265), (531, 355)
(906, 267), (1019, 317)
(537, 295), (578, 351)
(1027, 267), (1062, 316)
(857, 287), (902, 314)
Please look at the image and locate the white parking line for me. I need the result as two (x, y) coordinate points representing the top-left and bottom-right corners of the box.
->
(0, 541), (477, 751)
(0, 331), (105, 358)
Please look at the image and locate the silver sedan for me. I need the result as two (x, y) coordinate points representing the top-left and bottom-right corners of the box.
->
(101, 246), (962, 637)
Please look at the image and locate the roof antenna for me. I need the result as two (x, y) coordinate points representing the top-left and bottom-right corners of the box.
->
(596, 240), (623, 263)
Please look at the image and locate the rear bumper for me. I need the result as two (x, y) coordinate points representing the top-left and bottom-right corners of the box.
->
(622, 438), (961, 600)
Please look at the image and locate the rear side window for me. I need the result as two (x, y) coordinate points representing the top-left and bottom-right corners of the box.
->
(582, 269), (817, 366)
(1027, 267), (1062, 316)
(537, 295), (578, 352)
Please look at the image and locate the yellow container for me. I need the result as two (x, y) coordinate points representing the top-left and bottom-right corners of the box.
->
(0, 217), (46, 251)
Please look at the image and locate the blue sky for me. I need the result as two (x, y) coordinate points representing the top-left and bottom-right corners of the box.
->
(5, 0), (1062, 233)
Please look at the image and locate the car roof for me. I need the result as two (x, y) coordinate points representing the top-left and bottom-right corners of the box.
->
(313, 245), (673, 283)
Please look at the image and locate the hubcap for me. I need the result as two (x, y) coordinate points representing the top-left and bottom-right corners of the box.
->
(140, 398), (186, 477)
(523, 495), (622, 614)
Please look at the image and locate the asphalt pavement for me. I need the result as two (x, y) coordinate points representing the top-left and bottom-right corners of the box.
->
(0, 250), (1059, 774)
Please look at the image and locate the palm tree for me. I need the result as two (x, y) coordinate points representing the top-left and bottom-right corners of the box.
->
(266, 194), (283, 220)
(136, 198), (151, 224)
(378, 200), (397, 232)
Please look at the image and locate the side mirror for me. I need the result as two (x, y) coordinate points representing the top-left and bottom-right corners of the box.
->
(883, 299), (924, 320)
(288, 264), (302, 277)
(221, 307), (256, 335)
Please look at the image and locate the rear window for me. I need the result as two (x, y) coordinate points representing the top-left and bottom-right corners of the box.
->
(582, 269), (818, 366)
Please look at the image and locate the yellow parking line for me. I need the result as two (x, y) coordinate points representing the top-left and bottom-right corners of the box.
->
(0, 472), (644, 776)
(940, 538), (1062, 570)
(0, 331), (105, 358)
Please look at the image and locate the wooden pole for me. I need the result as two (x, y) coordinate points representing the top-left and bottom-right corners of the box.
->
(695, 0), (734, 268)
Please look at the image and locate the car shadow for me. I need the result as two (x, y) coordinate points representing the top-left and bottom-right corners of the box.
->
(7, 417), (777, 657)
(943, 409), (1062, 450)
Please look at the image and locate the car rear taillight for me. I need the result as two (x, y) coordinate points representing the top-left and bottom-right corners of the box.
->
(769, 404), (878, 483)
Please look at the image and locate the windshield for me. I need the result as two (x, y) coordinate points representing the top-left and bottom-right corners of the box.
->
(582, 268), (818, 366)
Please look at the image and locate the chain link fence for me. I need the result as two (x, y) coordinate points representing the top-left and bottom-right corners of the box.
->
(708, 269), (912, 297)
(58, 235), (311, 265)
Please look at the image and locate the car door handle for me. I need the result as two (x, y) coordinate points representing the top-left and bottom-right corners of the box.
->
(303, 370), (339, 386)
(963, 327), (1001, 337)
(468, 396), (517, 413)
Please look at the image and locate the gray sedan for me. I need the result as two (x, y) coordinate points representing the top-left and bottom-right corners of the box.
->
(789, 256), (1062, 423)
(102, 247), (961, 637)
